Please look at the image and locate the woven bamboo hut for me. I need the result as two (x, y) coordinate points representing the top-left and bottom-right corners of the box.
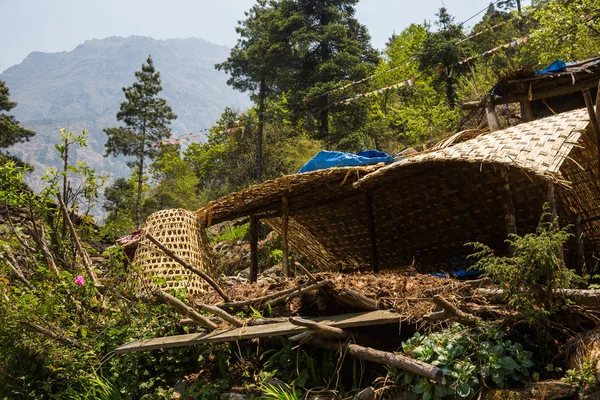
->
(196, 108), (600, 272)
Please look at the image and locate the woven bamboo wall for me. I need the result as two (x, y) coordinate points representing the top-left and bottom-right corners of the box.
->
(133, 209), (214, 294)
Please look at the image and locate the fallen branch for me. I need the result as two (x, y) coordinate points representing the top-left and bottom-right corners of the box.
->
(296, 337), (444, 383)
(330, 288), (380, 311)
(289, 317), (350, 340)
(220, 280), (331, 310)
(431, 295), (481, 326)
(195, 302), (244, 327)
(476, 288), (600, 307)
(145, 234), (230, 302)
(2, 254), (35, 291)
(24, 322), (88, 348)
(56, 194), (99, 286)
(294, 261), (317, 283)
(153, 289), (218, 331)
(29, 220), (60, 276)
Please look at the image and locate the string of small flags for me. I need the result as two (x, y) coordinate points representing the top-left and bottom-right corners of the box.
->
(456, 20), (510, 44)
(152, 115), (253, 147)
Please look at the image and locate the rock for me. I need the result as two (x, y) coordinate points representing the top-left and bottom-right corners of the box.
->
(171, 380), (186, 399)
(219, 393), (248, 400)
(579, 388), (600, 399)
(262, 377), (292, 393)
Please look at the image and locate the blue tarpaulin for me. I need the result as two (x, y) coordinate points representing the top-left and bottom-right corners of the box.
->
(297, 150), (394, 174)
(535, 60), (567, 75)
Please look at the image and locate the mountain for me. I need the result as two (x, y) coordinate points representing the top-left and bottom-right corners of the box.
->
(0, 35), (250, 197)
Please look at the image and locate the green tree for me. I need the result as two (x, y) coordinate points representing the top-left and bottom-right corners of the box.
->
(216, 0), (298, 182)
(289, 0), (379, 138)
(103, 55), (177, 227)
(0, 80), (35, 149)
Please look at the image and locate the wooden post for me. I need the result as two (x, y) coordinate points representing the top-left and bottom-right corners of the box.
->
(575, 216), (586, 275)
(281, 197), (290, 278)
(583, 88), (600, 176)
(546, 181), (564, 262)
(595, 80), (600, 126)
(500, 168), (517, 255)
(250, 215), (259, 283)
(485, 93), (501, 132)
(520, 101), (534, 122)
(365, 192), (379, 273)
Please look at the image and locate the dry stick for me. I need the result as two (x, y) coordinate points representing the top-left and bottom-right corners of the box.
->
(145, 233), (230, 302)
(195, 302), (244, 327)
(56, 194), (99, 285)
(295, 337), (444, 383)
(220, 280), (332, 310)
(29, 220), (60, 276)
(2, 255), (35, 291)
(477, 288), (600, 307)
(330, 288), (380, 311)
(24, 322), (87, 348)
(294, 261), (317, 283)
(153, 289), (218, 330)
(288, 317), (350, 340)
(432, 295), (481, 327)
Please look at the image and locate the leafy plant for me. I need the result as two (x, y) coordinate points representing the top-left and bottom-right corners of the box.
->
(390, 324), (534, 400)
(565, 357), (597, 388)
(261, 383), (300, 400)
(468, 205), (582, 325)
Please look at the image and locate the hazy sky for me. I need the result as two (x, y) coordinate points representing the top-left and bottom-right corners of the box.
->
(0, 0), (494, 73)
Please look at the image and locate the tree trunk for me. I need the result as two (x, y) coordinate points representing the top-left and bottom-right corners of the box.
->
(319, 99), (329, 138)
(136, 119), (146, 228)
(257, 76), (266, 183)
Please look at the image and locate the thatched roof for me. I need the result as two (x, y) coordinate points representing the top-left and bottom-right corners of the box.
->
(196, 108), (599, 271)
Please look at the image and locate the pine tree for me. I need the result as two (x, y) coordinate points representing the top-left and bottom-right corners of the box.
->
(104, 55), (176, 227)
(0, 80), (35, 149)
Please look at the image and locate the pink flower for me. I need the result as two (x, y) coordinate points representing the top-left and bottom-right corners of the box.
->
(74, 275), (85, 286)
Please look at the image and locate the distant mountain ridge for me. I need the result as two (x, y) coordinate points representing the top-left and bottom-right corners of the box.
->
(0, 35), (250, 197)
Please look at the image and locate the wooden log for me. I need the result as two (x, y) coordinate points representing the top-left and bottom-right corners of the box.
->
(220, 280), (332, 310)
(153, 289), (218, 330)
(289, 317), (350, 339)
(56, 194), (99, 285)
(294, 261), (317, 283)
(330, 288), (380, 311)
(494, 79), (600, 105)
(583, 88), (600, 177)
(460, 100), (484, 110)
(432, 295), (481, 326)
(575, 216), (586, 274)
(145, 234), (230, 302)
(477, 288), (600, 307)
(194, 302), (244, 327)
(485, 93), (501, 132)
(250, 215), (258, 283)
(281, 197), (290, 278)
(365, 192), (379, 273)
(423, 310), (448, 322)
(299, 337), (444, 383)
(499, 168), (517, 255)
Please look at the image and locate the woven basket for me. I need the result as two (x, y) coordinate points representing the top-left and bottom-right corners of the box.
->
(133, 209), (214, 294)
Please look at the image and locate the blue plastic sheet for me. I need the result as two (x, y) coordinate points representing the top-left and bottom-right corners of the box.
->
(535, 60), (567, 75)
(430, 269), (481, 279)
(297, 150), (394, 174)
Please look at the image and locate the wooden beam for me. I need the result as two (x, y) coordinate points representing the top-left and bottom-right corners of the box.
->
(281, 197), (290, 278)
(115, 310), (401, 354)
(583, 88), (600, 177)
(595, 80), (600, 126)
(146, 234), (230, 302)
(493, 78), (600, 105)
(485, 93), (500, 131)
(250, 215), (259, 283)
(499, 168), (517, 255)
(477, 288), (600, 307)
(365, 192), (379, 273)
(154, 289), (219, 331)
